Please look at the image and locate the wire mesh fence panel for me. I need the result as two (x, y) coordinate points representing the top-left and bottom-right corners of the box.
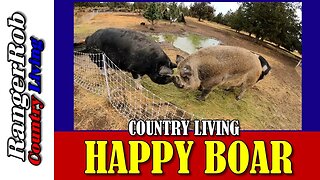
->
(74, 51), (203, 127)
(74, 52), (107, 96)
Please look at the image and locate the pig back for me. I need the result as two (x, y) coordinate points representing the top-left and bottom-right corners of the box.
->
(194, 46), (262, 76)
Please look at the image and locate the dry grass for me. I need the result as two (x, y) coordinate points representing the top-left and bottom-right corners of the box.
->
(74, 85), (127, 130)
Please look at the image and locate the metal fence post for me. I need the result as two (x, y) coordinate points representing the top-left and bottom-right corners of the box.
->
(103, 54), (111, 100)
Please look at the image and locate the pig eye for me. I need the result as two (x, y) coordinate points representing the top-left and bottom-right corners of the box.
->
(182, 66), (192, 76)
(182, 76), (189, 81)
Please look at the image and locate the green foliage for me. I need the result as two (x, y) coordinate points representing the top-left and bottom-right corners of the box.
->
(143, 3), (161, 25)
(214, 13), (226, 25)
(133, 2), (148, 10)
(189, 2), (215, 21)
(178, 3), (190, 16)
(168, 2), (180, 23)
(162, 3), (170, 21)
(162, 3), (187, 24)
(106, 2), (129, 9)
(229, 5), (247, 33)
(222, 10), (233, 26)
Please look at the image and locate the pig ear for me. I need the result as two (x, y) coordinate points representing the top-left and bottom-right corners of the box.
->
(176, 55), (185, 64)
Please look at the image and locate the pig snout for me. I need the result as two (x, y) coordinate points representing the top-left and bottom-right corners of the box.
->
(148, 73), (174, 85)
(159, 65), (174, 76)
(173, 76), (184, 88)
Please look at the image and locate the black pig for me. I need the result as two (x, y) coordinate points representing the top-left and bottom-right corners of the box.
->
(75, 28), (177, 87)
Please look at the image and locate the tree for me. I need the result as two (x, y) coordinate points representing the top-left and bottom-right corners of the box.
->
(159, 2), (168, 13)
(267, 3), (302, 52)
(189, 2), (215, 21)
(168, 2), (180, 23)
(227, 2), (302, 52)
(239, 3), (255, 36)
(214, 13), (224, 24)
(132, 2), (148, 14)
(106, 2), (130, 10)
(228, 6), (247, 33)
(204, 4), (215, 21)
(162, 8), (170, 21)
(178, 3), (189, 16)
(162, 3), (186, 24)
(143, 3), (161, 25)
(223, 10), (233, 26)
(178, 13), (186, 24)
(133, 2), (147, 10)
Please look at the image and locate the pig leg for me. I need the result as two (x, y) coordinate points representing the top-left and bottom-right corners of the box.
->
(197, 78), (223, 101)
(236, 85), (247, 100)
(223, 87), (235, 96)
(224, 87), (235, 92)
(236, 71), (258, 100)
(197, 88), (212, 101)
(224, 86), (235, 92)
(236, 82), (254, 100)
(132, 73), (143, 90)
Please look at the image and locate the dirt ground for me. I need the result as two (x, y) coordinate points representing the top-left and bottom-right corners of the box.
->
(74, 11), (302, 130)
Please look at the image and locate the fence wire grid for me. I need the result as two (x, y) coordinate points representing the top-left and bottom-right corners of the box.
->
(74, 51), (203, 123)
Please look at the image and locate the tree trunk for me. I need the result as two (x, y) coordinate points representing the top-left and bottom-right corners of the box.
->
(198, 17), (201, 21)
(249, 32), (252, 37)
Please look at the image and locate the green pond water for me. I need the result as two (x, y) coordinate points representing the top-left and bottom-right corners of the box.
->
(151, 34), (221, 54)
